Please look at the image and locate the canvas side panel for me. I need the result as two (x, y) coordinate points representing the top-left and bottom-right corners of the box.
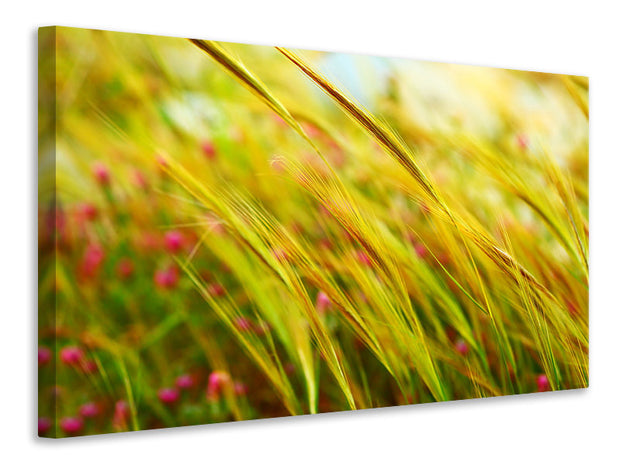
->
(38, 25), (59, 439)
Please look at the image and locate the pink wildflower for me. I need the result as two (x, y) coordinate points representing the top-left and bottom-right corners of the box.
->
(164, 230), (184, 253)
(175, 374), (195, 390)
(59, 417), (83, 435)
(59, 346), (84, 366)
(92, 162), (110, 186)
(158, 387), (180, 404)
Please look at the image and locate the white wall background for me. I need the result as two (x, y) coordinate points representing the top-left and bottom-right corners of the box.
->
(2, 1), (617, 463)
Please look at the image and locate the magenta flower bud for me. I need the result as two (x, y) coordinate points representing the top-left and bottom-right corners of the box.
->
(78, 203), (98, 221)
(157, 387), (180, 404)
(206, 371), (230, 400)
(113, 400), (129, 424)
(175, 374), (195, 390)
(116, 400), (128, 414)
(116, 258), (134, 280)
(201, 140), (217, 159)
(164, 230), (184, 253)
(84, 243), (105, 266)
(234, 382), (248, 396)
(208, 283), (225, 297)
(81, 360), (98, 374)
(60, 346), (84, 366)
(79, 402), (100, 418)
(154, 266), (179, 289)
(59, 417), (84, 435)
(38, 417), (52, 435)
(38, 346), (52, 366)
(234, 316), (252, 332)
(316, 291), (331, 314)
(92, 162), (110, 186)
(80, 243), (105, 279)
(455, 339), (468, 356)
(537, 374), (550, 392)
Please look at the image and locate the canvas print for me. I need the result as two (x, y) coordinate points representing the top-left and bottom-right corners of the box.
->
(38, 26), (589, 438)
